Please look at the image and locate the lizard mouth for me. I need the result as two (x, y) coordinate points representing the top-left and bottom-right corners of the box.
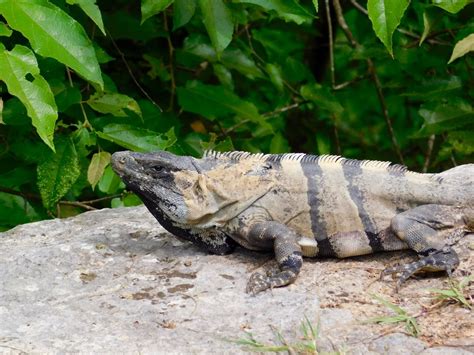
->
(111, 151), (192, 223)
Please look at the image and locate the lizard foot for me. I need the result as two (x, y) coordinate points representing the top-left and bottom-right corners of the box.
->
(246, 269), (298, 295)
(381, 247), (460, 290)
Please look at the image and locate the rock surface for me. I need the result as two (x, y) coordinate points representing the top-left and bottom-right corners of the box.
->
(0, 206), (472, 354)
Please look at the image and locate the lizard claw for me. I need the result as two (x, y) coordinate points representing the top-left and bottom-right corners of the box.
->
(381, 247), (459, 290)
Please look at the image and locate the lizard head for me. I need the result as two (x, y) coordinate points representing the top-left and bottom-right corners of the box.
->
(111, 150), (194, 224)
(111, 151), (277, 229)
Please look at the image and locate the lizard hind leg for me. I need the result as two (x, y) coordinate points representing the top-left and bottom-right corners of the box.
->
(382, 204), (467, 289)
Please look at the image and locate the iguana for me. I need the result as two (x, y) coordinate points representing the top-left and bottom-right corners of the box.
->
(111, 150), (474, 294)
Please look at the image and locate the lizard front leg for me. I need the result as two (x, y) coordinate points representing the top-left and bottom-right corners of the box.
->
(243, 221), (304, 295)
(383, 204), (472, 288)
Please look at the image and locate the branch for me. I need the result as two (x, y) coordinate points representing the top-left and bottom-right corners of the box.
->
(0, 187), (40, 201)
(59, 200), (96, 211)
(366, 61), (405, 164)
(332, 0), (357, 48)
(325, 0), (335, 88)
(332, 0), (405, 164)
(332, 114), (342, 155)
(0, 187), (123, 212)
(333, 74), (369, 90)
(163, 12), (176, 111)
(349, 0), (368, 15)
(221, 101), (308, 136)
(108, 32), (162, 112)
(245, 27), (300, 96)
(423, 134), (435, 173)
(262, 101), (309, 118)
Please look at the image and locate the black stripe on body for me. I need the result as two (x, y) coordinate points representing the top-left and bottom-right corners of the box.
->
(342, 162), (384, 252)
(302, 160), (337, 257)
(366, 232), (384, 252)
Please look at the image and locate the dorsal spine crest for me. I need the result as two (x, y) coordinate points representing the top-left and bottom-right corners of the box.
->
(203, 150), (413, 174)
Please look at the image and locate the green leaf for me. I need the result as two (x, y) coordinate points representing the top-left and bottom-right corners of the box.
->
(97, 124), (176, 152)
(0, 44), (57, 150)
(212, 136), (234, 152)
(198, 0), (234, 53)
(106, 10), (165, 41)
(193, 133), (235, 154)
(0, 21), (12, 37)
(420, 13), (431, 46)
(300, 83), (344, 114)
(221, 48), (264, 79)
(213, 63), (234, 89)
(418, 99), (474, 135)
(183, 35), (263, 78)
(87, 151), (111, 190)
(74, 126), (96, 156)
(112, 193), (143, 208)
(122, 194), (143, 206)
(448, 33), (474, 64)
(270, 133), (289, 153)
(432, 0), (469, 13)
(316, 133), (331, 154)
(1, 98), (29, 126)
(177, 81), (264, 123)
(141, 0), (174, 24)
(55, 85), (82, 112)
(234, 0), (314, 25)
(0, 0), (103, 89)
(311, 0), (318, 13)
(66, 0), (105, 35)
(402, 76), (462, 99)
(419, 8), (441, 45)
(265, 63), (284, 92)
(94, 43), (114, 64)
(87, 92), (142, 118)
(173, 0), (196, 30)
(0, 166), (35, 188)
(98, 165), (122, 194)
(367, 0), (410, 57)
(0, 192), (42, 229)
(37, 137), (81, 209)
(143, 54), (170, 81)
(447, 131), (474, 154)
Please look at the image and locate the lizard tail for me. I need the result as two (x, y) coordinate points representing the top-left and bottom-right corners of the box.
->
(435, 164), (474, 204)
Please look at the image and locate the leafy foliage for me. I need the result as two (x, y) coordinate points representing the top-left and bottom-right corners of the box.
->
(233, 316), (321, 353)
(368, 295), (420, 337)
(429, 275), (473, 309)
(0, 0), (472, 230)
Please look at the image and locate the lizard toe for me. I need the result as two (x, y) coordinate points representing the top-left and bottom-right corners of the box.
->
(246, 269), (299, 295)
(246, 272), (271, 295)
(381, 247), (460, 290)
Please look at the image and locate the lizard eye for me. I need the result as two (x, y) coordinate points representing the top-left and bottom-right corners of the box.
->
(152, 166), (165, 172)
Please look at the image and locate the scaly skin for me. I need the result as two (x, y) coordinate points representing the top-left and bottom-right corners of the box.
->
(111, 150), (474, 294)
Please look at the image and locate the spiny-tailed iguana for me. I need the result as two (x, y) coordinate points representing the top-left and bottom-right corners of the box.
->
(111, 150), (474, 294)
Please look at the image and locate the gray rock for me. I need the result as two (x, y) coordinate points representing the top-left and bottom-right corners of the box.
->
(0, 207), (318, 353)
(0, 206), (472, 354)
(369, 333), (427, 354)
(421, 347), (473, 355)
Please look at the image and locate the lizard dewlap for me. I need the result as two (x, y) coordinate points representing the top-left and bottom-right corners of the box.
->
(111, 150), (474, 294)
